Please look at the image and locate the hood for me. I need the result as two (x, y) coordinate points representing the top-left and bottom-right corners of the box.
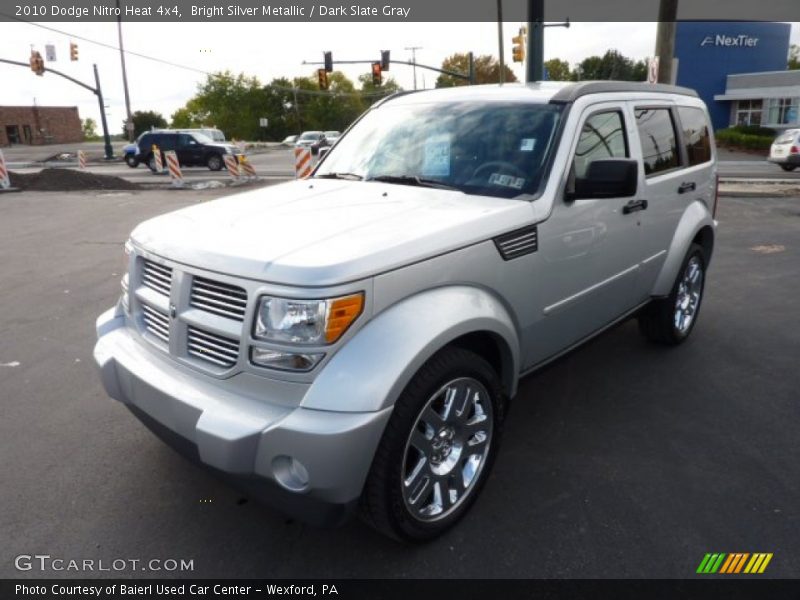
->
(131, 179), (534, 286)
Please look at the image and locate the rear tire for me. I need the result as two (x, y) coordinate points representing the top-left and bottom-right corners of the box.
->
(146, 154), (158, 172)
(359, 347), (505, 542)
(638, 243), (706, 345)
(779, 164), (797, 172)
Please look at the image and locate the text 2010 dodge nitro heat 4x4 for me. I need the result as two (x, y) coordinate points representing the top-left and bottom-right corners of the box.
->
(95, 82), (717, 541)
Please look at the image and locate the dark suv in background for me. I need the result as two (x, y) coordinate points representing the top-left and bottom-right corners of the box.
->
(135, 131), (242, 171)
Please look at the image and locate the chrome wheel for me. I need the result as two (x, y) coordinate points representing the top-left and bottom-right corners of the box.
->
(674, 255), (704, 334)
(401, 377), (494, 522)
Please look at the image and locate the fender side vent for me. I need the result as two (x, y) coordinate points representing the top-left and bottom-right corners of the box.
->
(494, 225), (538, 260)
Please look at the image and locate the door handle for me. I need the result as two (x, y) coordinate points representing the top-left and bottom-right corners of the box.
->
(623, 199), (648, 214)
(678, 181), (696, 194)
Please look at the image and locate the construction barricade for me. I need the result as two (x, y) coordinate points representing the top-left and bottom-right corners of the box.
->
(164, 151), (184, 189)
(0, 150), (10, 189)
(294, 147), (312, 179)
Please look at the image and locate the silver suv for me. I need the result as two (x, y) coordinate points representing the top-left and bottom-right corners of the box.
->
(95, 82), (717, 541)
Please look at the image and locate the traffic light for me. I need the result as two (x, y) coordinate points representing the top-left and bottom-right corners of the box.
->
(317, 68), (329, 90)
(380, 50), (390, 71)
(371, 62), (382, 86)
(29, 50), (45, 76)
(512, 28), (526, 63)
(70, 42), (78, 61)
(323, 51), (333, 73)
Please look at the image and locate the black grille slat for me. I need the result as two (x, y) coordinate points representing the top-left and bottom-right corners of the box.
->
(190, 276), (247, 321)
(142, 259), (172, 296)
(494, 225), (539, 260)
(187, 326), (239, 368)
(141, 304), (169, 343)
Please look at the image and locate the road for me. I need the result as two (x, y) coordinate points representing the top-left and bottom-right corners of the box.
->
(0, 188), (799, 579)
(5, 143), (800, 182)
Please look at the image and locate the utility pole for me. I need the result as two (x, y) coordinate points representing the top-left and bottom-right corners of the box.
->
(93, 64), (113, 159)
(655, 0), (678, 84)
(526, 0), (544, 82)
(405, 46), (422, 90)
(116, 0), (133, 141)
(497, 0), (505, 83)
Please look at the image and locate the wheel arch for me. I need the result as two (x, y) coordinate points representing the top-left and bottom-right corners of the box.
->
(651, 201), (716, 297)
(300, 286), (520, 414)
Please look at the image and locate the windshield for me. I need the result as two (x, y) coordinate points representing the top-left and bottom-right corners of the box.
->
(300, 132), (322, 140)
(775, 131), (799, 145)
(315, 101), (563, 198)
(192, 133), (214, 144)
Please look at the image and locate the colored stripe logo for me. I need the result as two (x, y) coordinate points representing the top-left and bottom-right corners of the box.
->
(696, 553), (773, 574)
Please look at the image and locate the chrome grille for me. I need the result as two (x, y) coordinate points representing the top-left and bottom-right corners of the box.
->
(142, 259), (172, 296)
(187, 326), (239, 368)
(141, 304), (170, 343)
(190, 276), (247, 321)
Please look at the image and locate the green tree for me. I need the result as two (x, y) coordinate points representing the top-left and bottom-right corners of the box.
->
(358, 73), (402, 107)
(81, 118), (98, 139)
(544, 58), (571, 81)
(293, 71), (365, 133)
(128, 110), (167, 137)
(572, 50), (647, 82)
(435, 53), (518, 87)
(789, 45), (800, 70)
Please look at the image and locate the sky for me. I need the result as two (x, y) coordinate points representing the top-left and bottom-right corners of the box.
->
(1, 20), (798, 137)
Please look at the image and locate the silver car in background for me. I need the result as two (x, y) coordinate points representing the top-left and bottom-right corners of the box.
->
(95, 82), (717, 541)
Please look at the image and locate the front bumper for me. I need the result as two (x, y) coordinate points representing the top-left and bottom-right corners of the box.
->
(94, 306), (392, 526)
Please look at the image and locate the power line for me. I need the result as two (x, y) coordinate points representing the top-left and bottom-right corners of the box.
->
(0, 13), (396, 98)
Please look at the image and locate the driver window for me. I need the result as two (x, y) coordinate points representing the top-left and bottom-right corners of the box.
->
(573, 111), (628, 178)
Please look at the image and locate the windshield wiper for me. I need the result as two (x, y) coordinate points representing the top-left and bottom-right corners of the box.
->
(366, 174), (460, 191)
(316, 172), (363, 181)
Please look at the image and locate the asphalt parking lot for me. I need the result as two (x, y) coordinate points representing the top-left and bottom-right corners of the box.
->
(1, 187), (798, 579)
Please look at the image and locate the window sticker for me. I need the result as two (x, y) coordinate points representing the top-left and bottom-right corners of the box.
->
(422, 134), (451, 177)
(520, 138), (536, 152)
(489, 173), (525, 189)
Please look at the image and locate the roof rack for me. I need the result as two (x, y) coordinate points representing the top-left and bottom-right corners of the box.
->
(549, 81), (699, 104)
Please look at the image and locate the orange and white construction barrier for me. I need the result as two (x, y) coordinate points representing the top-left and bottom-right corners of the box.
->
(0, 150), (10, 189)
(165, 151), (184, 189)
(224, 155), (240, 180)
(77, 150), (87, 170)
(294, 147), (312, 179)
(238, 155), (257, 180)
(152, 144), (163, 173)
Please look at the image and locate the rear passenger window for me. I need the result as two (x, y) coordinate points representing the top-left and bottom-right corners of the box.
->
(573, 111), (628, 178)
(677, 107), (712, 166)
(635, 108), (680, 176)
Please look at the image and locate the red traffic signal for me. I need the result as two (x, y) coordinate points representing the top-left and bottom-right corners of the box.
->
(318, 68), (329, 90)
(371, 62), (382, 86)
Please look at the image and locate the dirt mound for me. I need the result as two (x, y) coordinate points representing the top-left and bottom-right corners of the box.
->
(9, 168), (140, 191)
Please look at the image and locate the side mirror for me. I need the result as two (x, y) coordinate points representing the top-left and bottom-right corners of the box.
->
(569, 159), (638, 200)
(318, 146), (331, 159)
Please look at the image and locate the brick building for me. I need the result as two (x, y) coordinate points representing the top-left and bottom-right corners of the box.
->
(0, 106), (83, 146)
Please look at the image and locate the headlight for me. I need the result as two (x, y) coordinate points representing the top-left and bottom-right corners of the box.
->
(254, 293), (364, 345)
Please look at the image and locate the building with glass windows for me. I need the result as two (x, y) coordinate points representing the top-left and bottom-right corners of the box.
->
(674, 22), (798, 131)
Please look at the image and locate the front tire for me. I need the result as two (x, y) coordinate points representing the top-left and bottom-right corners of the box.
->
(638, 243), (706, 345)
(125, 153), (139, 168)
(207, 154), (223, 171)
(360, 347), (505, 542)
